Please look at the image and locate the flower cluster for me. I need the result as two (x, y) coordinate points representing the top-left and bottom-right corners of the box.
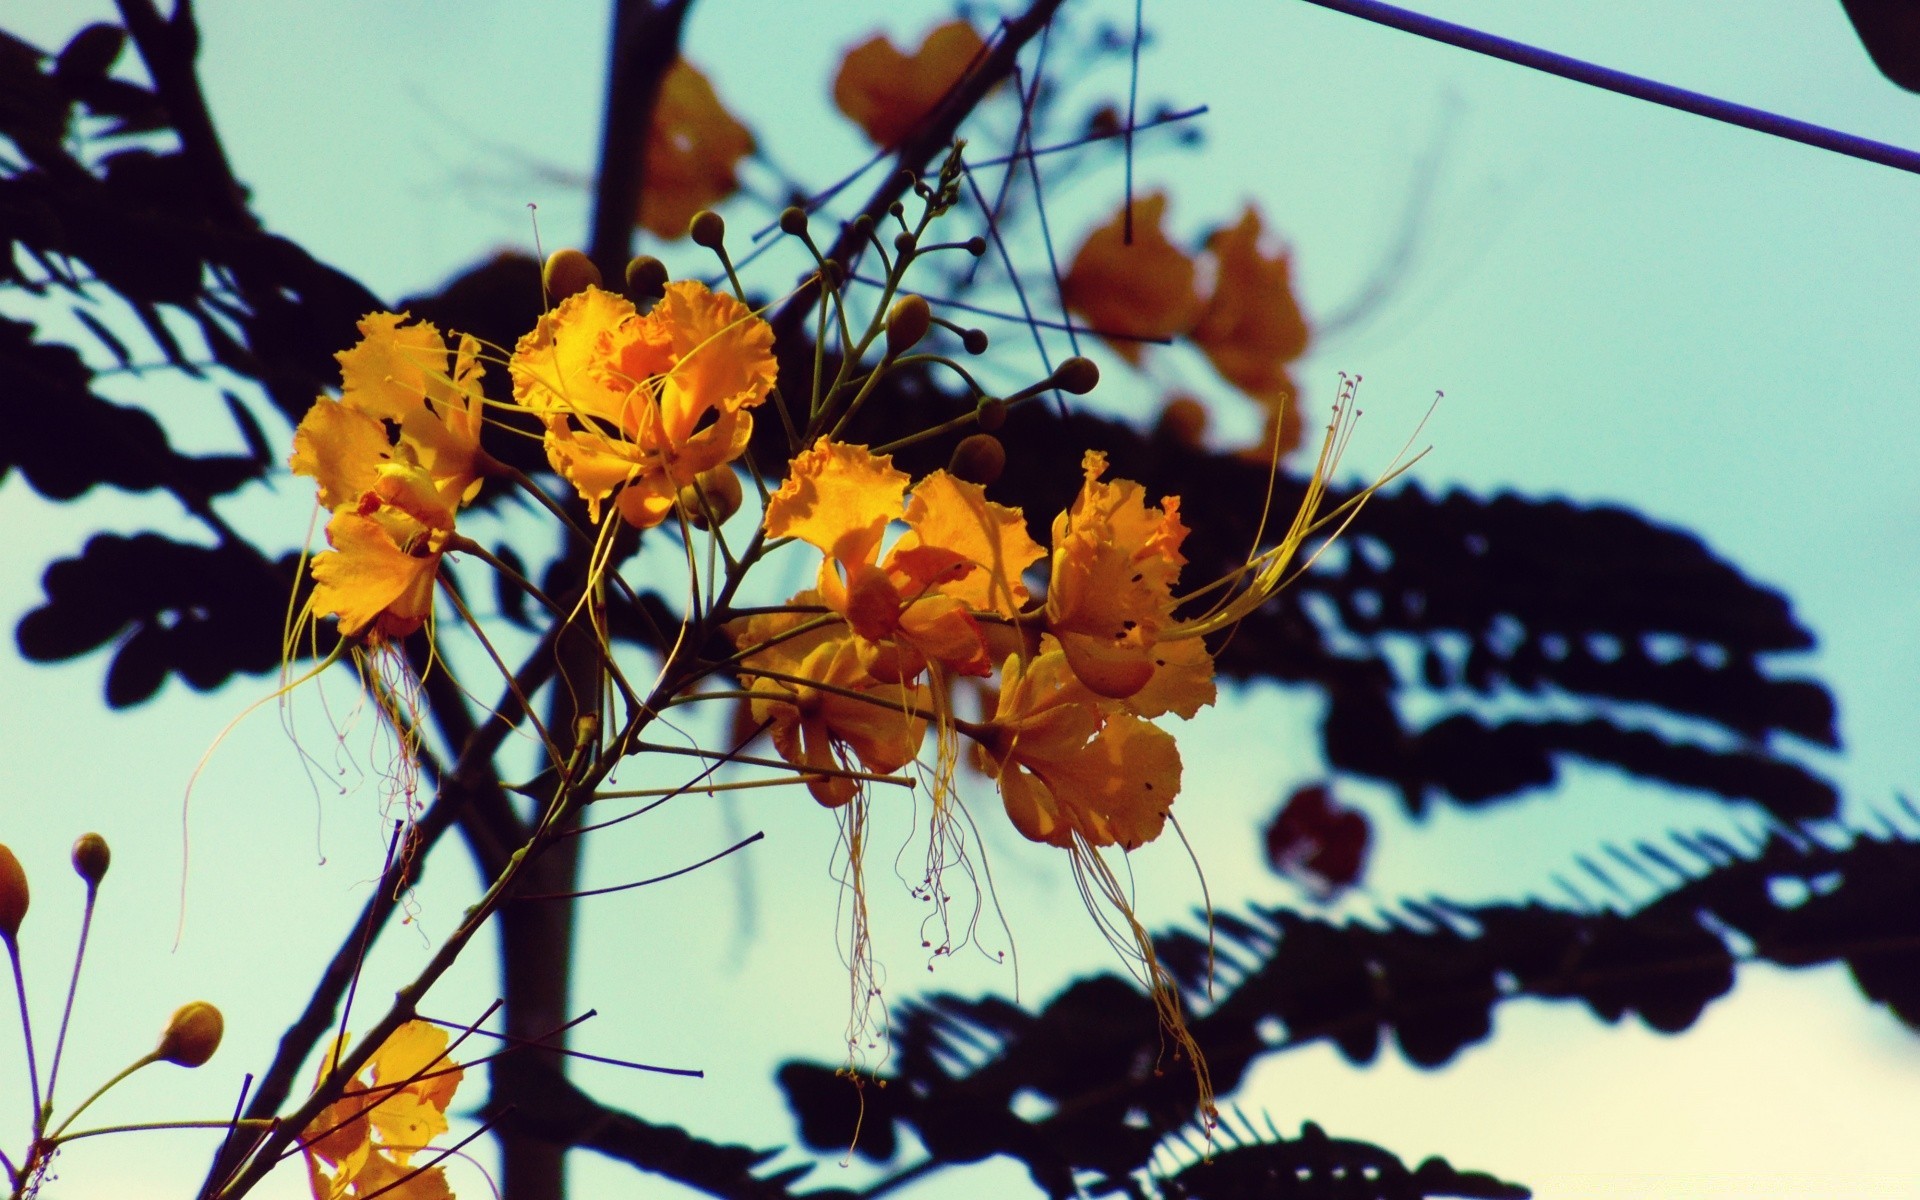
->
(730, 439), (1254, 855)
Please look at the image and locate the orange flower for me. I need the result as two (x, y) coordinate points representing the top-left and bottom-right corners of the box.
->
(976, 643), (1181, 850)
(1193, 205), (1311, 457)
(1044, 451), (1215, 717)
(730, 601), (928, 808)
(764, 440), (1043, 683)
(303, 1020), (463, 1200)
(1060, 192), (1202, 365)
(832, 20), (986, 147)
(641, 59), (756, 240)
(1192, 206), (1309, 396)
(510, 281), (776, 528)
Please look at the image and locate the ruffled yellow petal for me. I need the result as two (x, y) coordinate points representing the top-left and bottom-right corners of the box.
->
(764, 438), (907, 562)
(335, 312), (485, 501)
(290, 398), (389, 511)
(510, 285), (641, 423)
(647, 281), (777, 437)
(310, 510), (441, 640)
(899, 469), (1044, 614)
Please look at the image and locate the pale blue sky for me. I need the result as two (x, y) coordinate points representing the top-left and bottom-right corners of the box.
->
(3, 2), (1919, 1197)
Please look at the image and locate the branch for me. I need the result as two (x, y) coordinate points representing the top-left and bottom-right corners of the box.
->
(586, 0), (695, 277)
(110, 0), (255, 224)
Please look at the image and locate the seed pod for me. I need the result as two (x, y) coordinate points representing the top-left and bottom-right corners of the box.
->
(625, 254), (669, 303)
(778, 206), (809, 236)
(949, 434), (1006, 487)
(960, 328), (989, 355)
(155, 1001), (224, 1068)
(542, 248), (601, 301)
(0, 844), (25, 939)
(688, 210), (726, 249)
(678, 465), (743, 530)
(71, 833), (110, 886)
(1051, 356), (1100, 395)
(886, 295), (931, 356)
(974, 397), (1007, 433)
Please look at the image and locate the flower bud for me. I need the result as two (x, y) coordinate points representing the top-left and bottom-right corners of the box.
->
(688, 210), (726, 249)
(778, 206), (809, 236)
(974, 397), (1007, 433)
(0, 844), (26, 940)
(678, 465), (743, 530)
(72, 833), (110, 886)
(625, 254), (669, 303)
(155, 1001), (224, 1068)
(885, 295), (931, 357)
(1051, 356), (1100, 395)
(893, 230), (917, 256)
(948, 434), (1006, 487)
(541, 248), (601, 302)
(964, 236), (987, 258)
(960, 328), (989, 355)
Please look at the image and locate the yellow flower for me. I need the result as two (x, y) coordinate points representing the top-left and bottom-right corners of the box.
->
(303, 1020), (463, 1200)
(642, 59), (756, 240)
(292, 312), (487, 508)
(764, 439), (1044, 684)
(511, 281), (776, 528)
(1044, 451), (1216, 716)
(975, 642), (1181, 850)
(1060, 192), (1202, 365)
(730, 600), (928, 808)
(290, 312), (486, 641)
(832, 20), (986, 147)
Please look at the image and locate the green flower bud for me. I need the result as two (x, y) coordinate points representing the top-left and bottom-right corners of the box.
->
(541, 248), (601, 301)
(1051, 356), (1100, 395)
(625, 254), (669, 303)
(949, 434), (1006, 487)
(155, 1001), (224, 1068)
(71, 833), (110, 886)
(886, 295), (931, 357)
(688, 210), (726, 249)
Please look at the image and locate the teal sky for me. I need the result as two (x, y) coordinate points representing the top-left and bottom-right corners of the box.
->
(3, 2), (1919, 1197)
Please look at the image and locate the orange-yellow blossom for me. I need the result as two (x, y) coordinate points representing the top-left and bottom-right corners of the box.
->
(730, 600), (928, 807)
(976, 642), (1181, 850)
(1060, 192), (1202, 365)
(1044, 451), (1215, 717)
(1193, 205), (1311, 457)
(642, 59), (756, 240)
(833, 20), (986, 147)
(764, 439), (1042, 684)
(510, 281), (775, 528)
(290, 313), (487, 640)
(303, 1020), (463, 1200)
